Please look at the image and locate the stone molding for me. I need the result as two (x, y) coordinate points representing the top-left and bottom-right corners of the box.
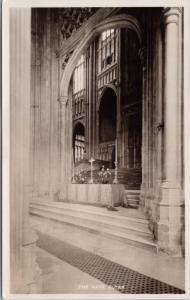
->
(162, 7), (182, 25)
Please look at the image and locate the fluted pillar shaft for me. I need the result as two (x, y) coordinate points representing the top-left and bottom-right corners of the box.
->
(9, 8), (41, 292)
(157, 7), (184, 256)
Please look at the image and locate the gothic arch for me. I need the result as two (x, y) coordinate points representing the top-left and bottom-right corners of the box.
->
(60, 14), (143, 98)
(97, 84), (117, 111)
(98, 87), (117, 143)
(58, 13), (143, 192)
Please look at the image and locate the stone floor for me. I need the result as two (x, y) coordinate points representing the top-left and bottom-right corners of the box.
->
(31, 215), (185, 294)
(37, 247), (118, 294)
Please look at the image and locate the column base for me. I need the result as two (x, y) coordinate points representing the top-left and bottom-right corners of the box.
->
(140, 183), (146, 209)
(22, 226), (42, 293)
(156, 224), (183, 257)
(156, 184), (184, 257)
(22, 243), (42, 293)
(140, 186), (153, 216)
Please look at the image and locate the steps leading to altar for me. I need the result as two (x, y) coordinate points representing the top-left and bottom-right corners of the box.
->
(30, 201), (157, 252)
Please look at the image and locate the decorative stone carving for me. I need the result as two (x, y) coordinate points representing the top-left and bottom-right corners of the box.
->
(58, 95), (68, 106)
(58, 8), (98, 41)
(61, 50), (74, 70)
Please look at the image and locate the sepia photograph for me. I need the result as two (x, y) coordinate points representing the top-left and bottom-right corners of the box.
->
(2, 0), (190, 298)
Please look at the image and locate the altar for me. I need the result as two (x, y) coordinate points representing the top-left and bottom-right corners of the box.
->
(66, 184), (125, 207)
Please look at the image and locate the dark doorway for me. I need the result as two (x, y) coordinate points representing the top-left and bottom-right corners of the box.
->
(99, 88), (117, 143)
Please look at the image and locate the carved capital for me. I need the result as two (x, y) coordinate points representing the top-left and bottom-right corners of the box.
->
(162, 7), (182, 26)
(58, 96), (68, 106)
(61, 50), (73, 69)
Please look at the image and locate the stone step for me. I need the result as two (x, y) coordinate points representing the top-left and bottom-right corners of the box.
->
(126, 198), (140, 204)
(125, 191), (140, 196)
(30, 202), (157, 252)
(125, 190), (140, 208)
(30, 202), (150, 233)
(35, 200), (144, 216)
(30, 206), (151, 240)
(126, 196), (140, 201)
(125, 190), (141, 194)
(124, 202), (139, 209)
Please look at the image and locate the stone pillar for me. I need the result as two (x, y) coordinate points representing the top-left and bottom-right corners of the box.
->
(9, 8), (41, 292)
(157, 7), (184, 255)
(58, 96), (68, 200)
(139, 47), (147, 209)
(117, 29), (122, 168)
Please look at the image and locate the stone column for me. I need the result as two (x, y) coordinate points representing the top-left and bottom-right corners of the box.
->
(58, 96), (68, 200)
(88, 45), (93, 158)
(139, 47), (147, 209)
(9, 8), (41, 292)
(117, 29), (122, 168)
(158, 7), (184, 255)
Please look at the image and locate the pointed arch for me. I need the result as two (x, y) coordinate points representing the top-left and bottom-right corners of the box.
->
(60, 14), (142, 97)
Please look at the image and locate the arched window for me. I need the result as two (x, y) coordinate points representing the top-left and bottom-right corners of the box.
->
(97, 29), (117, 73)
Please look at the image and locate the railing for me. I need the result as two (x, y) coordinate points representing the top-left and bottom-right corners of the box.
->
(97, 63), (117, 89)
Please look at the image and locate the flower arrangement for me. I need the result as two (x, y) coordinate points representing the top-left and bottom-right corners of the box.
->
(98, 166), (112, 184)
(73, 171), (87, 183)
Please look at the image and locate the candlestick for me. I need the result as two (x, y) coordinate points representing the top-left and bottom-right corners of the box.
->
(89, 157), (95, 184)
(72, 154), (76, 183)
(113, 139), (118, 183)
(113, 161), (118, 184)
(115, 138), (118, 163)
